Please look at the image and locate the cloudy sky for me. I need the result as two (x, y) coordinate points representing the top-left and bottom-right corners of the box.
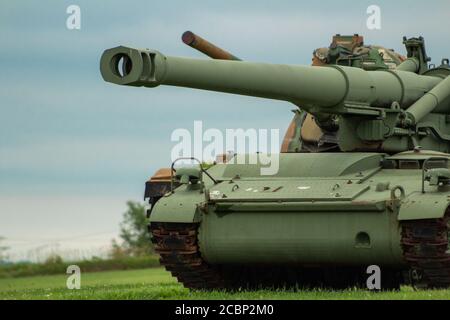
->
(1, 0), (450, 260)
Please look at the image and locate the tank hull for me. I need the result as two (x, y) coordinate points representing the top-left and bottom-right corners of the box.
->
(149, 151), (450, 289)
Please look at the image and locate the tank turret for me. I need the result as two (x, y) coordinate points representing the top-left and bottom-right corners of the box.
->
(178, 32), (409, 153)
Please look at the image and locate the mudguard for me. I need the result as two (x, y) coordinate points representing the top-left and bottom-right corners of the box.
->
(398, 192), (450, 220)
(149, 185), (204, 223)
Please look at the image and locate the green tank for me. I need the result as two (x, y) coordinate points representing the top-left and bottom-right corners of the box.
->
(100, 35), (450, 290)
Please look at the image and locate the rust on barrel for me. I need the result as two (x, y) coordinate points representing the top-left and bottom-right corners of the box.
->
(182, 31), (241, 61)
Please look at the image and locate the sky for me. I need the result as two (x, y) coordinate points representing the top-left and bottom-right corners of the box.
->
(1, 0), (450, 261)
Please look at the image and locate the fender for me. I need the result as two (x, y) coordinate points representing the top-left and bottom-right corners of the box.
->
(149, 185), (204, 223)
(398, 191), (450, 220)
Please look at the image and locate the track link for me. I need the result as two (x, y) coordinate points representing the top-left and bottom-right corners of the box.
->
(149, 222), (225, 290)
(401, 210), (450, 288)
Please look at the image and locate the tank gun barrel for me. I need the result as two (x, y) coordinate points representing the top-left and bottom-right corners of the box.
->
(100, 46), (443, 114)
(182, 31), (241, 61)
(405, 75), (450, 125)
(396, 57), (420, 73)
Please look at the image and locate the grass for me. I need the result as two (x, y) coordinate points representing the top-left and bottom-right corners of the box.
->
(0, 256), (160, 278)
(1, 267), (450, 300)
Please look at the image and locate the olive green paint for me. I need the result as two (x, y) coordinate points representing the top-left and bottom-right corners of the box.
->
(101, 37), (450, 269)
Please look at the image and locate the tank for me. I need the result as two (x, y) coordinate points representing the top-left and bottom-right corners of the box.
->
(100, 35), (450, 290)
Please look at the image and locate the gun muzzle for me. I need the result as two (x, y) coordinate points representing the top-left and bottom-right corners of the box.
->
(100, 46), (167, 87)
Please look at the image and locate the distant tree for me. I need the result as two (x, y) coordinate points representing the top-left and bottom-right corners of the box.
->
(0, 237), (9, 263)
(44, 254), (63, 265)
(114, 201), (153, 256)
(109, 239), (128, 259)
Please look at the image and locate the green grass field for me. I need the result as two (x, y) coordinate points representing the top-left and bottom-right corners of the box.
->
(1, 267), (450, 300)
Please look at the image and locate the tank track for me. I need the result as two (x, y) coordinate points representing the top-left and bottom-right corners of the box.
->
(150, 222), (402, 290)
(401, 209), (450, 289)
(149, 222), (225, 290)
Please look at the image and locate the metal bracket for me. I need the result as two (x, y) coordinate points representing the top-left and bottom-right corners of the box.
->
(170, 157), (218, 193)
(421, 156), (449, 193)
